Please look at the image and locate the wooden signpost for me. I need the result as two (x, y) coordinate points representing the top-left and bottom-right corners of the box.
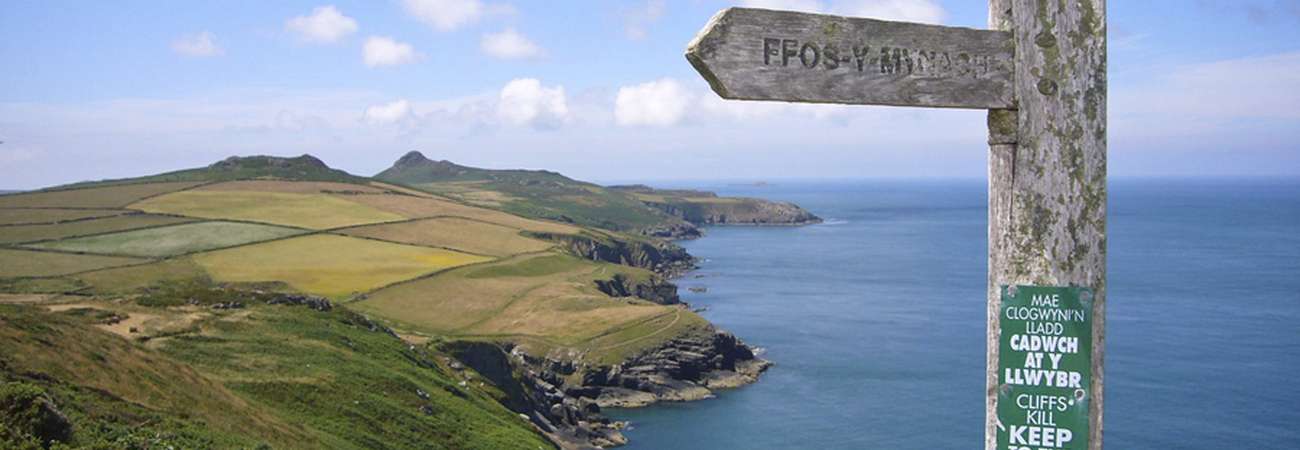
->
(687, 2), (1106, 449)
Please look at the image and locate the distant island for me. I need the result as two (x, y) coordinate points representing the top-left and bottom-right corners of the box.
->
(0, 152), (819, 449)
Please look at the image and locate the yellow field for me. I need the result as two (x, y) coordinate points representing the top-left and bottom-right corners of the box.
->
(192, 234), (490, 298)
(341, 192), (579, 235)
(0, 182), (204, 208)
(355, 253), (674, 349)
(131, 190), (405, 229)
(337, 217), (553, 257)
(0, 248), (145, 278)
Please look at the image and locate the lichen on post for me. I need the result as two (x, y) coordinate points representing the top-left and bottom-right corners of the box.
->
(985, 0), (1106, 449)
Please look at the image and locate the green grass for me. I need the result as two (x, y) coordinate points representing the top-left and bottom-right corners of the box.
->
(157, 304), (554, 449)
(0, 249), (144, 278)
(0, 214), (196, 244)
(27, 221), (305, 257)
(0, 304), (301, 449)
(132, 190), (406, 229)
(74, 257), (211, 294)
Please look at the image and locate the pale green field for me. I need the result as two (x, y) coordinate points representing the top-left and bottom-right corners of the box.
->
(336, 217), (553, 257)
(193, 234), (491, 298)
(27, 221), (305, 257)
(131, 190), (406, 229)
(0, 248), (145, 278)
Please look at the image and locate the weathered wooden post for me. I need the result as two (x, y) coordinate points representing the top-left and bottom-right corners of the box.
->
(687, 2), (1106, 448)
(986, 1), (1106, 449)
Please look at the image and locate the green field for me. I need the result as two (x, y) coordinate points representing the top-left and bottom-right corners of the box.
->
(0, 214), (195, 244)
(0, 248), (144, 278)
(74, 257), (211, 294)
(131, 190), (406, 229)
(27, 221), (305, 257)
(0, 208), (125, 225)
(193, 234), (491, 298)
(338, 217), (553, 257)
(0, 181), (203, 208)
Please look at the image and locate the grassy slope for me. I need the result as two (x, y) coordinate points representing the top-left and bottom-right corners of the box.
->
(375, 152), (687, 233)
(0, 301), (554, 449)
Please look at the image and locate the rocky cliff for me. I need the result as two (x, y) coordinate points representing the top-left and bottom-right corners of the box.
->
(532, 231), (696, 277)
(442, 324), (769, 450)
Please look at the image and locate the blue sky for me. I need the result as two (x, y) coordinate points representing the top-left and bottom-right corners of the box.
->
(2, 0), (1299, 189)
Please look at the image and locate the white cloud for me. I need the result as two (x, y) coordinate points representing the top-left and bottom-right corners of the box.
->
(171, 31), (223, 57)
(1114, 51), (1300, 141)
(363, 36), (417, 67)
(740, 0), (945, 24)
(625, 0), (666, 40)
(364, 99), (413, 124)
(286, 6), (359, 44)
(497, 78), (568, 128)
(403, 0), (485, 31)
(481, 29), (544, 59)
(615, 78), (692, 126)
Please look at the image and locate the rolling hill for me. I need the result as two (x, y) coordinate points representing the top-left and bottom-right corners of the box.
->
(0, 154), (783, 449)
(375, 151), (820, 238)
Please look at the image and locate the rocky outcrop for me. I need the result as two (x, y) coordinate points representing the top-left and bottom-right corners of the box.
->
(532, 232), (696, 277)
(442, 342), (628, 450)
(593, 273), (680, 305)
(441, 324), (769, 449)
(581, 326), (771, 408)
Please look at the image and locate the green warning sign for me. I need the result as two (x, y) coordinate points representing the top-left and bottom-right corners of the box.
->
(997, 285), (1093, 450)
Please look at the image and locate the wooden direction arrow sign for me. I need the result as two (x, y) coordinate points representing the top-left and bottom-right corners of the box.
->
(686, 8), (1015, 109)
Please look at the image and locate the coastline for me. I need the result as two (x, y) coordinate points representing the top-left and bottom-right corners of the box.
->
(478, 226), (778, 450)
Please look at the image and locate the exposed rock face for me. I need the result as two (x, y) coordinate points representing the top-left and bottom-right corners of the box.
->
(638, 222), (703, 240)
(533, 232), (696, 277)
(443, 342), (628, 450)
(582, 327), (771, 408)
(442, 325), (769, 449)
(593, 273), (680, 305)
(209, 154), (329, 171)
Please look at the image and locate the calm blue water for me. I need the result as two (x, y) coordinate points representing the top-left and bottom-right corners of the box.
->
(610, 178), (1300, 449)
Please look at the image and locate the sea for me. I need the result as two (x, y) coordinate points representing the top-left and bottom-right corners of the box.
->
(608, 178), (1300, 449)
